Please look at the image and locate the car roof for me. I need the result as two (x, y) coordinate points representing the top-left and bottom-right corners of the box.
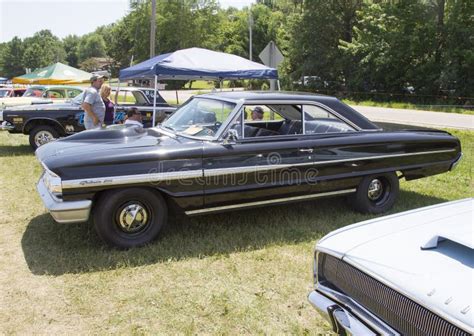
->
(198, 90), (339, 103)
(111, 86), (156, 92)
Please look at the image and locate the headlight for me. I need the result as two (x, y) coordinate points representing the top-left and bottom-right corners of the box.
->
(42, 166), (62, 196)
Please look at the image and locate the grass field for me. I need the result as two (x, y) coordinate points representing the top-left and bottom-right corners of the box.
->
(0, 130), (472, 334)
(342, 99), (474, 115)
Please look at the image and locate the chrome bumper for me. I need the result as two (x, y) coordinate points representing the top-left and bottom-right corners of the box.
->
(0, 121), (14, 131)
(449, 152), (463, 171)
(308, 287), (399, 335)
(37, 177), (92, 223)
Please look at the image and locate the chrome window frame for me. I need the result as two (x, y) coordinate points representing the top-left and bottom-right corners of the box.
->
(217, 99), (361, 142)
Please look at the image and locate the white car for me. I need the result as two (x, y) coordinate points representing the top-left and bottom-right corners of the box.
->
(309, 198), (473, 335)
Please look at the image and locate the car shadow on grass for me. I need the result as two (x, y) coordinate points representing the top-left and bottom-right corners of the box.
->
(22, 190), (448, 276)
(0, 145), (33, 157)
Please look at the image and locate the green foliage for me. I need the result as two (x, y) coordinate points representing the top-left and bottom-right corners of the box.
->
(62, 35), (80, 68)
(78, 33), (107, 61)
(22, 30), (66, 71)
(340, 0), (474, 103)
(79, 58), (101, 72)
(0, 0), (471, 103)
(1, 37), (25, 78)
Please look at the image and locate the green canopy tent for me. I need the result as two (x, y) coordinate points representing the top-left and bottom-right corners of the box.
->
(12, 62), (92, 84)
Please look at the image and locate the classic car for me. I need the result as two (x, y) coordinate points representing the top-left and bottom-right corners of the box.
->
(0, 85), (83, 109)
(0, 87), (175, 149)
(34, 91), (462, 248)
(0, 87), (27, 98)
(308, 198), (473, 336)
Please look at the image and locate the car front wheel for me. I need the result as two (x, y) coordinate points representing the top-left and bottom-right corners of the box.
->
(350, 173), (399, 214)
(93, 188), (167, 248)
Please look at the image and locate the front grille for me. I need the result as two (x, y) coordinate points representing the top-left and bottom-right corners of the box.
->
(318, 253), (469, 336)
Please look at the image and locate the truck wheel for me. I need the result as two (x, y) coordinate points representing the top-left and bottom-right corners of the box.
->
(349, 173), (399, 214)
(29, 125), (59, 149)
(93, 188), (167, 249)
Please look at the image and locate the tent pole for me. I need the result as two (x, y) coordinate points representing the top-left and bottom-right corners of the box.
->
(277, 79), (281, 91)
(153, 75), (158, 126)
(219, 79), (223, 92)
(115, 79), (120, 105)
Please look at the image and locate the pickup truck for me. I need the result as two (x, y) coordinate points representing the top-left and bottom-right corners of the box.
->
(0, 87), (176, 149)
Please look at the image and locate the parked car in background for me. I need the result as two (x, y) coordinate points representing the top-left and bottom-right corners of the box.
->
(308, 198), (473, 336)
(0, 85), (83, 109)
(0, 87), (27, 98)
(0, 87), (175, 148)
(34, 91), (462, 248)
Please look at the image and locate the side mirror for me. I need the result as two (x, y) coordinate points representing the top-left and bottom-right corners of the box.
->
(223, 128), (238, 145)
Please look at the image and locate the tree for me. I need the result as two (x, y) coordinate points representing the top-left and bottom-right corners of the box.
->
(78, 33), (107, 61)
(2, 37), (25, 78)
(284, 1), (362, 91)
(441, 0), (474, 100)
(63, 35), (80, 67)
(79, 58), (101, 72)
(22, 30), (65, 71)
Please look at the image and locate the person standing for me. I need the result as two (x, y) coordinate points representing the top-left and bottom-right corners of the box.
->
(82, 75), (105, 129)
(100, 84), (115, 125)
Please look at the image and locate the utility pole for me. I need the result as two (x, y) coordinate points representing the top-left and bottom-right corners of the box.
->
(150, 0), (157, 58)
(248, 9), (253, 61)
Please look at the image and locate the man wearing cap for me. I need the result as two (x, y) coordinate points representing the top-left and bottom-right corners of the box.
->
(251, 106), (264, 121)
(82, 75), (105, 129)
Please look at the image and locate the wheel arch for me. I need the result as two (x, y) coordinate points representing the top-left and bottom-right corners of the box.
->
(23, 118), (66, 135)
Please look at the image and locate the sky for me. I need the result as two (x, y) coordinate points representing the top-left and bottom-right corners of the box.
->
(0, 0), (255, 43)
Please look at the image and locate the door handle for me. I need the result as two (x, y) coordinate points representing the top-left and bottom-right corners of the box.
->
(299, 148), (313, 153)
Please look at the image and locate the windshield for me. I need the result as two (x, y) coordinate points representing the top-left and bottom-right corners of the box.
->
(161, 97), (236, 139)
(23, 87), (45, 97)
(71, 92), (84, 105)
(0, 89), (9, 98)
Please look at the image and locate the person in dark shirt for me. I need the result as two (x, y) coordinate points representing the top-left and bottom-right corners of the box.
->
(100, 84), (115, 125)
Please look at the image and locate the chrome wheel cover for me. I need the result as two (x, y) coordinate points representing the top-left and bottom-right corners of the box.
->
(367, 178), (383, 201)
(34, 130), (55, 147)
(117, 203), (149, 233)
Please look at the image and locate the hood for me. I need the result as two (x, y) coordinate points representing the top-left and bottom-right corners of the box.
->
(318, 198), (473, 332)
(35, 126), (202, 178)
(6, 101), (77, 111)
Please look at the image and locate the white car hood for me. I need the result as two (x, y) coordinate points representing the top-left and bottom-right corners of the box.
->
(317, 198), (473, 332)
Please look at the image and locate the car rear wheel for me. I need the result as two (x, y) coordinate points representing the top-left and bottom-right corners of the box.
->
(350, 173), (399, 214)
(93, 188), (167, 249)
(29, 125), (59, 149)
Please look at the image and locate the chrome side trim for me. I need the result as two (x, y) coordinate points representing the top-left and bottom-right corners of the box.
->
(61, 148), (456, 190)
(62, 170), (203, 190)
(184, 189), (356, 215)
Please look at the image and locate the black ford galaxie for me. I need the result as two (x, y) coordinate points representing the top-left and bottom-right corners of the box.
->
(35, 91), (462, 248)
(0, 87), (175, 149)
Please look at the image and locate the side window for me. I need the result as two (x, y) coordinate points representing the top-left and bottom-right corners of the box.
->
(44, 89), (65, 99)
(303, 104), (355, 134)
(228, 104), (303, 139)
(113, 91), (138, 105)
(67, 89), (82, 98)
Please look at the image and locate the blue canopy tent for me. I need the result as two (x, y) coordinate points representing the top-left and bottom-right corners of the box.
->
(119, 47), (278, 124)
